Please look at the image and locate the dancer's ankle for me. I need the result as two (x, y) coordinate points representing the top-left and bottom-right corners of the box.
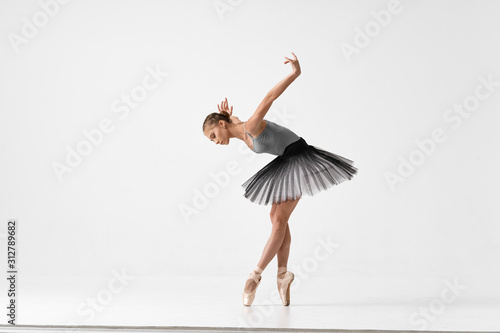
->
(254, 265), (264, 276)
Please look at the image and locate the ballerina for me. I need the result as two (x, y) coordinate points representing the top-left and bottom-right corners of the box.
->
(202, 52), (358, 306)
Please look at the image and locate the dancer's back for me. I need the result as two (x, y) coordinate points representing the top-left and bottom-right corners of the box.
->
(243, 120), (300, 156)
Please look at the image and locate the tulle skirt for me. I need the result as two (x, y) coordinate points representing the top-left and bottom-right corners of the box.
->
(241, 137), (358, 205)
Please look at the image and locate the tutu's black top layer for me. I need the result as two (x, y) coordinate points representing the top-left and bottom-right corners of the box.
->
(240, 120), (358, 205)
(243, 120), (300, 156)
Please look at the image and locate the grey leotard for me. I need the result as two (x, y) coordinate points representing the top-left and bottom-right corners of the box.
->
(243, 120), (301, 156)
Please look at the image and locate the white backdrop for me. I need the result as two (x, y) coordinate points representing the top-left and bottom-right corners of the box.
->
(1, 0), (500, 327)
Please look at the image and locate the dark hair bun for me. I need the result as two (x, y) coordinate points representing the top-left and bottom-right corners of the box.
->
(220, 111), (230, 120)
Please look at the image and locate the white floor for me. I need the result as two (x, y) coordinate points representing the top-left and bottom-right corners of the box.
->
(2, 275), (500, 332)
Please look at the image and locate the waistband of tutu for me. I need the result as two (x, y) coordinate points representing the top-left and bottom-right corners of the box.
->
(280, 137), (309, 157)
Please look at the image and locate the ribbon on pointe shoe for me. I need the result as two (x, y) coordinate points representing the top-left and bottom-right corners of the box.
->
(243, 266), (264, 306)
(249, 265), (263, 283)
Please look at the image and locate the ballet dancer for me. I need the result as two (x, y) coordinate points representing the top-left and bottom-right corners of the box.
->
(202, 52), (358, 306)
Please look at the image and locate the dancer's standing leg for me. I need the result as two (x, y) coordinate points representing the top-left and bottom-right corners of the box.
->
(244, 197), (300, 294)
(269, 201), (293, 267)
(277, 224), (291, 268)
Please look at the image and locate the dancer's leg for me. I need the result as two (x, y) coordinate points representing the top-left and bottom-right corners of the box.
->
(270, 203), (292, 268)
(277, 224), (291, 268)
(258, 197), (299, 270)
(244, 197), (300, 293)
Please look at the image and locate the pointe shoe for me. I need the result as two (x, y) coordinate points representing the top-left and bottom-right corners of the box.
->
(242, 268), (263, 306)
(277, 269), (294, 306)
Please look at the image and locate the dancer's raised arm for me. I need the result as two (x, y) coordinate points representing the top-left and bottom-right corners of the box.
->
(267, 52), (301, 101)
(247, 53), (301, 130)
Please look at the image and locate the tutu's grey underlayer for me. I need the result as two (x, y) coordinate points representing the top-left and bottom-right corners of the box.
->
(241, 137), (358, 206)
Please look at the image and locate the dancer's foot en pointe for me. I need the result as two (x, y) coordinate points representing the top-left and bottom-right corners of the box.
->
(242, 266), (263, 306)
(277, 266), (294, 306)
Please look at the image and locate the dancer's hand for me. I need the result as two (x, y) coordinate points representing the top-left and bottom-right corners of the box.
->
(284, 52), (301, 76)
(218, 97), (233, 116)
(218, 97), (242, 123)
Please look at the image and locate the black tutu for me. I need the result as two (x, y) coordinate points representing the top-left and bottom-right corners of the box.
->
(241, 137), (358, 205)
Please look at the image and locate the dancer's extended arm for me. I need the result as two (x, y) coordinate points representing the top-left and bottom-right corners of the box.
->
(248, 53), (301, 128)
(267, 72), (300, 102)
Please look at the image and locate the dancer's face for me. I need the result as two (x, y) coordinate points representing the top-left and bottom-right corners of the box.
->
(205, 121), (228, 145)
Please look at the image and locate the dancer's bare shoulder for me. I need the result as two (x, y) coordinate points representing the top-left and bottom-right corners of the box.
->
(244, 118), (267, 139)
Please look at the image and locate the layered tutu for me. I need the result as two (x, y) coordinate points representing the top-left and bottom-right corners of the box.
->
(241, 137), (358, 205)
